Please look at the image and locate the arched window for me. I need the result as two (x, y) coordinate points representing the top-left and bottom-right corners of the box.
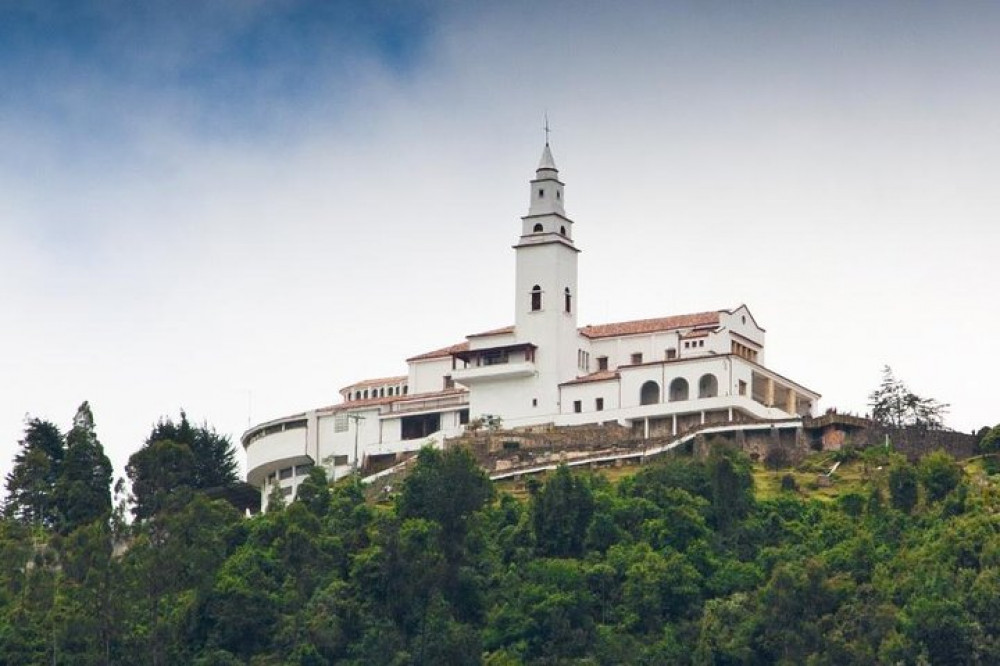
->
(363, 389), (369, 399)
(698, 374), (718, 398)
(531, 285), (542, 311)
(564, 287), (572, 313)
(669, 378), (689, 402)
(355, 391), (361, 400)
(533, 223), (543, 232)
(640, 380), (660, 405)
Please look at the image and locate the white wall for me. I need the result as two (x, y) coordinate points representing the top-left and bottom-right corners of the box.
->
(559, 379), (620, 414)
(408, 357), (453, 394)
(245, 425), (309, 485)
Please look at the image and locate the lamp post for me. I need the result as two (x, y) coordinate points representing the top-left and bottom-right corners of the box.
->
(348, 414), (366, 475)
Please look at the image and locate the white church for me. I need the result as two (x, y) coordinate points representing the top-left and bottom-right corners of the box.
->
(243, 142), (820, 504)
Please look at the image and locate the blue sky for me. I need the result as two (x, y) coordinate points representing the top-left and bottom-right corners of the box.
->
(2, 1), (998, 482)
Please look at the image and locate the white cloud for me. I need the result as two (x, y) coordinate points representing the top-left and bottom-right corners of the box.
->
(2, 2), (998, 488)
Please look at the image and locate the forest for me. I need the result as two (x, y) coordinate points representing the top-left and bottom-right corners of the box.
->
(3, 400), (1000, 665)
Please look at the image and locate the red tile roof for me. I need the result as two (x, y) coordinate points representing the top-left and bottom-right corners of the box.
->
(340, 375), (408, 392)
(560, 370), (620, 386)
(406, 341), (469, 362)
(409, 310), (728, 363)
(579, 311), (720, 339)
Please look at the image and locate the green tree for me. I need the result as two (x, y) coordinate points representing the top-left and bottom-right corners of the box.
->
(531, 465), (594, 557)
(707, 442), (754, 532)
(145, 412), (239, 490)
(54, 402), (113, 533)
(295, 466), (331, 517)
(888, 462), (919, 514)
(126, 439), (197, 520)
(868, 365), (948, 429)
(127, 412), (240, 521)
(918, 450), (962, 503)
(397, 445), (492, 559)
(979, 424), (1000, 453)
(3, 418), (64, 527)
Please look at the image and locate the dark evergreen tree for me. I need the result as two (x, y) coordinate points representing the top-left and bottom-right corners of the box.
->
(3, 418), (64, 527)
(53, 402), (113, 532)
(531, 464), (595, 557)
(397, 445), (493, 555)
(127, 411), (240, 520)
(295, 466), (331, 517)
(888, 462), (919, 514)
(145, 411), (239, 490)
(706, 442), (754, 532)
(126, 439), (197, 520)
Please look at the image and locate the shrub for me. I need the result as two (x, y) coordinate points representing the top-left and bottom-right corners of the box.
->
(763, 446), (790, 470)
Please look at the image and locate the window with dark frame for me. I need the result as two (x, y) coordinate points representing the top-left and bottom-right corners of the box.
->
(531, 285), (542, 311)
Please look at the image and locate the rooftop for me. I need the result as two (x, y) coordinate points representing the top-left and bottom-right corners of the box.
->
(579, 311), (721, 339)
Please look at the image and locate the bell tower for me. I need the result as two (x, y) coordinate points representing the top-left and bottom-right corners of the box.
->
(513, 140), (581, 414)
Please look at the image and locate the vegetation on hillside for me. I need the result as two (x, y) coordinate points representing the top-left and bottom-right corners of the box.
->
(1, 402), (1000, 664)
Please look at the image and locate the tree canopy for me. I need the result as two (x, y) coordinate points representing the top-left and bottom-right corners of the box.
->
(126, 411), (240, 520)
(4, 403), (112, 534)
(869, 365), (949, 429)
(4, 424), (1000, 664)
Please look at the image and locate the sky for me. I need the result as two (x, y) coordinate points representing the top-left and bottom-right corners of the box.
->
(2, 0), (998, 485)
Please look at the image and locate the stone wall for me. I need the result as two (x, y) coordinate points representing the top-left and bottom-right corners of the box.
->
(446, 418), (980, 477)
(859, 426), (979, 461)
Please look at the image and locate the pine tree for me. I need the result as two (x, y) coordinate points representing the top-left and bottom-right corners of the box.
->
(868, 365), (948, 429)
(145, 411), (239, 490)
(3, 418), (64, 527)
(127, 411), (240, 520)
(54, 402), (113, 532)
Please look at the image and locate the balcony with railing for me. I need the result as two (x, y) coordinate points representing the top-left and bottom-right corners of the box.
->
(451, 343), (537, 384)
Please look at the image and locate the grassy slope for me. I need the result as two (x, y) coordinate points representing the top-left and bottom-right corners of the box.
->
(494, 451), (989, 502)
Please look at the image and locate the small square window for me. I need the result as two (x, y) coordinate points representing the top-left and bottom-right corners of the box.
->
(334, 413), (349, 432)
(631, 352), (643, 364)
(595, 398), (604, 411)
(597, 356), (608, 371)
(665, 348), (677, 360)
(573, 400), (582, 413)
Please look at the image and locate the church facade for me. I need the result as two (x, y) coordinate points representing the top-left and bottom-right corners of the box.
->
(243, 143), (820, 505)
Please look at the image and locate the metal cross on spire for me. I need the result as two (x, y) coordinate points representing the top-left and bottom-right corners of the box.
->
(543, 112), (551, 146)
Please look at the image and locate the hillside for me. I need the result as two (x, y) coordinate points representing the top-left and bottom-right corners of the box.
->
(2, 438), (1000, 664)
